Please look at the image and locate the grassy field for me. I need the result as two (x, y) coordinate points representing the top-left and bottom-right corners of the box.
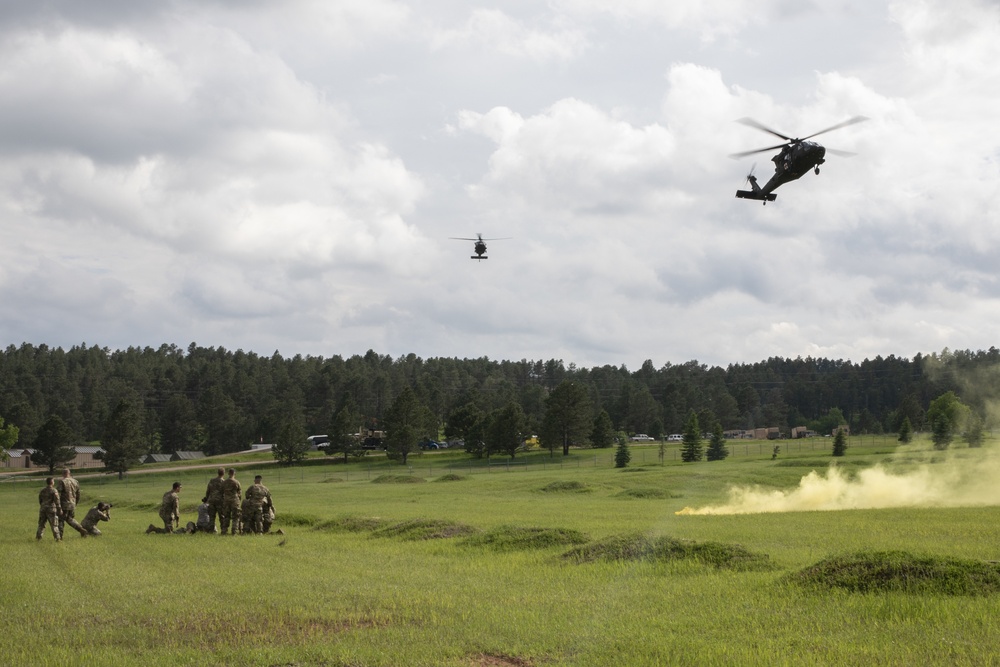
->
(3, 435), (1000, 666)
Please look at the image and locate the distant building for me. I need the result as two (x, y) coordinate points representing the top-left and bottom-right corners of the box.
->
(143, 453), (172, 464)
(170, 451), (206, 462)
(1, 446), (106, 470)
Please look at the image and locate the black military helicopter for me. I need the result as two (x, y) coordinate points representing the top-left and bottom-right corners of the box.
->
(731, 116), (867, 204)
(449, 233), (510, 260)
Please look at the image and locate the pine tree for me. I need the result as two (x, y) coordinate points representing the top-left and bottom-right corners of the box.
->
(706, 423), (728, 461)
(965, 413), (985, 448)
(930, 414), (952, 451)
(272, 415), (309, 465)
(680, 411), (703, 462)
(614, 439), (631, 468)
(99, 400), (146, 478)
(897, 416), (913, 444)
(832, 429), (847, 457)
(31, 415), (79, 473)
(591, 410), (615, 449)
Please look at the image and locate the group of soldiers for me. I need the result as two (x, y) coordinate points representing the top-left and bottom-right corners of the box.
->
(34, 466), (277, 541)
(146, 467), (277, 535)
(35, 469), (111, 540)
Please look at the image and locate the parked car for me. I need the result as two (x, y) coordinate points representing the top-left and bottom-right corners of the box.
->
(630, 434), (655, 442)
(667, 434), (683, 441)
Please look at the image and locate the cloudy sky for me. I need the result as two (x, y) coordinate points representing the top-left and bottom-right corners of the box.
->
(1, 0), (998, 369)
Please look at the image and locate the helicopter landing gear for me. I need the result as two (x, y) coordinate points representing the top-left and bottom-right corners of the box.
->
(814, 166), (820, 175)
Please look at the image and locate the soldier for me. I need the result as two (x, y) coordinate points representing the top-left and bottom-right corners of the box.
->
(57, 469), (87, 537)
(80, 502), (111, 536)
(147, 482), (182, 534)
(239, 496), (254, 534)
(194, 496), (213, 533)
(219, 468), (242, 535)
(244, 474), (273, 534)
(204, 467), (225, 533)
(36, 477), (62, 541)
(261, 496), (275, 534)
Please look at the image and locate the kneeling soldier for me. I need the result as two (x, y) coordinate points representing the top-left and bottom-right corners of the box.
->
(147, 482), (182, 534)
(81, 502), (111, 536)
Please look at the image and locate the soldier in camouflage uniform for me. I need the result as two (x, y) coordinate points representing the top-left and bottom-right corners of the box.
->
(147, 482), (182, 534)
(261, 496), (275, 534)
(239, 496), (254, 534)
(204, 467), (225, 533)
(219, 468), (242, 535)
(57, 469), (87, 537)
(80, 502), (111, 536)
(194, 497), (213, 533)
(244, 475), (273, 534)
(36, 477), (62, 541)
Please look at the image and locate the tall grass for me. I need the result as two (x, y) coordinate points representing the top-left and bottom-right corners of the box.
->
(2, 436), (1000, 666)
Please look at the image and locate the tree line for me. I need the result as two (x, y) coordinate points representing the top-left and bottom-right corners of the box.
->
(0, 342), (996, 470)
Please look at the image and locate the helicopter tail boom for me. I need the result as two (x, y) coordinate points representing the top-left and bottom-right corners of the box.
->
(735, 171), (776, 202)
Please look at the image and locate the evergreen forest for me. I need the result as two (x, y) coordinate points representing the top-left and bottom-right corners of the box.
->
(1, 342), (997, 455)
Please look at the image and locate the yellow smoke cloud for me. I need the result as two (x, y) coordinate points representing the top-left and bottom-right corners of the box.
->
(675, 448), (1000, 515)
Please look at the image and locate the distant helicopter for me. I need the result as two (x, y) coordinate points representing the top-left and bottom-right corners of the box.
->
(449, 233), (510, 260)
(731, 116), (867, 204)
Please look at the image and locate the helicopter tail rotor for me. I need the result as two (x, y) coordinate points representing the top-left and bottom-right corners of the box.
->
(735, 166), (776, 203)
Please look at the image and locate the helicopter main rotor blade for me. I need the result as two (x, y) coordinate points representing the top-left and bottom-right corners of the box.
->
(735, 118), (794, 142)
(824, 148), (858, 158)
(801, 116), (868, 141)
(729, 142), (790, 159)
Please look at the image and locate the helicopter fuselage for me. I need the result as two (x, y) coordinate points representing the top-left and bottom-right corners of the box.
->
(759, 141), (826, 195)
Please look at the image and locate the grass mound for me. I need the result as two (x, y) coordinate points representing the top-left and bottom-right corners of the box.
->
(539, 480), (591, 493)
(563, 532), (773, 571)
(371, 474), (424, 484)
(435, 473), (466, 482)
(616, 488), (680, 499)
(620, 467), (649, 473)
(278, 513), (320, 527)
(791, 550), (1000, 595)
(372, 518), (480, 541)
(314, 516), (388, 533)
(463, 525), (590, 551)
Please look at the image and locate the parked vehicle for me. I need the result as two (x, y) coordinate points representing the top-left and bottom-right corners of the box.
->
(667, 434), (683, 441)
(630, 434), (654, 442)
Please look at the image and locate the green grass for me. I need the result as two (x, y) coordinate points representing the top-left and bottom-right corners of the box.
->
(4, 436), (1000, 666)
